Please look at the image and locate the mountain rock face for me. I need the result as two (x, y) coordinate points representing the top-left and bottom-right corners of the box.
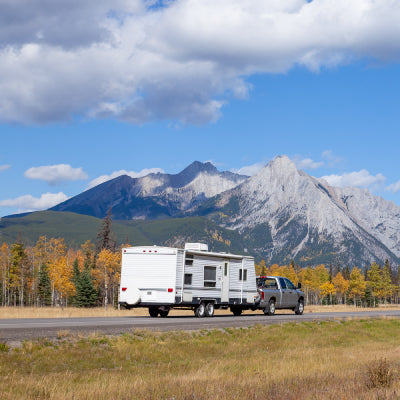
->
(51, 161), (248, 220)
(192, 156), (400, 266)
(50, 156), (400, 266)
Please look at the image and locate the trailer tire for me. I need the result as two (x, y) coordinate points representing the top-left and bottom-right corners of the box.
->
(149, 308), (159, 317)
(231, 307), (242, 316)
(264, 299), (275, 316)
(195, 303), (206, 318)
(295, 299), (304, 315)
(159, 309), (169, 318)
(205, 302), (215, 317)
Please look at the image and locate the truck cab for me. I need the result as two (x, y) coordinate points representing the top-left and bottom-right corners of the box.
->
(256, 276), (304, 315)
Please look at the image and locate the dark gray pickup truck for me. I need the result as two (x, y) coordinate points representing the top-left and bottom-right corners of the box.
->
(256, 276), (305, 315)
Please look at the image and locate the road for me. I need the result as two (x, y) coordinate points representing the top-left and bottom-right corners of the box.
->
(1, 309), (400, 344)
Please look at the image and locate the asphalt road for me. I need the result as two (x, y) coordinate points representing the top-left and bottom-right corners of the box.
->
(1, 309), (400, 344)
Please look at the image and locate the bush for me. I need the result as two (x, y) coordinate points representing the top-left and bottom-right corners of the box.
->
(365, 358), (395, 389)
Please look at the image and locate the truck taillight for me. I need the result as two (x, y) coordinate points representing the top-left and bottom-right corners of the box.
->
(122, 287), (127, 292)
(261, 291), (264, 300)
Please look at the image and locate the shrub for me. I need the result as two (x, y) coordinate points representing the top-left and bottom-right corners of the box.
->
(365, 358), (395, 389)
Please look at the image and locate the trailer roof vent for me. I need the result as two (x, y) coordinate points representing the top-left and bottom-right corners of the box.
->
(185, 243), (208, 252)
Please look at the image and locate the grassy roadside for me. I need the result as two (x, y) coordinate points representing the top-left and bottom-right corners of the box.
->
(0, 319), (399, 399)
(0, 304), (399, 319)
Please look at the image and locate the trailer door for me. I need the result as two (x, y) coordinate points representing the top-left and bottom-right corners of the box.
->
(221, 261), (229, 302)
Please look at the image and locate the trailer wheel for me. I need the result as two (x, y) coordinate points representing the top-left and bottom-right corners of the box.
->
(264, 299), (275, 316)
(230, 307), (242, 316)
(205, 302), (215, 317)
(295, 299), (304, 315)
(159, 309), (170, 318)
(149, 308), (159, 317)
(195, 303), (206, 318)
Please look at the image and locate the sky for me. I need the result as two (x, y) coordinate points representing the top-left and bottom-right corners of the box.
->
(1, 0), (400, 217)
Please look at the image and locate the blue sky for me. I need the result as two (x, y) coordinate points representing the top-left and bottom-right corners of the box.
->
(1, 0), (400, 217)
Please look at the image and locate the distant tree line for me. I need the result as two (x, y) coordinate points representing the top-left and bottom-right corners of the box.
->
(256, 259), (400, 306)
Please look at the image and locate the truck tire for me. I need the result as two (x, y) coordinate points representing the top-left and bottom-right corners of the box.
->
(195, 303), (206, 318)
(230, 307), (242, 316)
(149, 308), (159, 317)
(295, 299), (304, 315)
(205, 302), (215, 317)
(264, 299), (275, 316)
(159, 309), (170, 318)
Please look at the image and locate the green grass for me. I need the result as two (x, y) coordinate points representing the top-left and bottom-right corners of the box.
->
(0, 319), (399, 399)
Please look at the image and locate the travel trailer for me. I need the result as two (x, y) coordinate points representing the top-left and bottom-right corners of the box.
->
(119, 243), (258, 317)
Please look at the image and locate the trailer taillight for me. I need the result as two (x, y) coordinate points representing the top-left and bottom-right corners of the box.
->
(167, 288), (173, 292)
(122, 287), (127, 292)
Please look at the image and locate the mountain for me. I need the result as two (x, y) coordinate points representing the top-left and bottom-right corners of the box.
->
(191, 156), (400, 266)
(4, 156), (400, 266)
(50, 161), (247, 220)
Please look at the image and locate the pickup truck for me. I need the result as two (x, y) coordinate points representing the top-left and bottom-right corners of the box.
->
(256, 276), (305, 315)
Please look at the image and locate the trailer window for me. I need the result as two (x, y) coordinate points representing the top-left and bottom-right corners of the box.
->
(185, 254), (194, 267)
(184, 274), (192, 286)
(239, 269), (248, 281)
(204, 266), (216, 288)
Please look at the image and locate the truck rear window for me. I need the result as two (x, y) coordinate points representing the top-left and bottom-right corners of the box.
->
(257, 278), (277, 288)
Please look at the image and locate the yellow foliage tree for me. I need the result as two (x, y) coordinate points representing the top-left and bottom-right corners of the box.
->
(349, 267), (367, 305)
(94, 249), (121, 309)
(332, 271), (349, 304)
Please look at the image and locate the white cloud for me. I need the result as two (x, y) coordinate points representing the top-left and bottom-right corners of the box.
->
(232, 161), (266, 176)
(386, 181), (400, 193)
(294, 157), (324, 170)
(321, 150), (343, 167)
(88, 167), (164, 188)
(1, 0), (400, 124)
(24, 164), (88, 185)
(0, 192), (68, 211)
(321, 170), (386, 188)
(0, 164), (11, 172)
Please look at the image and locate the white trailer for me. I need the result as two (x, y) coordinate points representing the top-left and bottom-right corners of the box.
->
(119, 243), (258, 317)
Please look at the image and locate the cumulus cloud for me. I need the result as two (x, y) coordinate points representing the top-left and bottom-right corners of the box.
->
(294, 156), (324, 170)
(24, 164), (88, 185)
(0, 164), (11, 172)
(0, 192), (68, 211)
(321, 170), (386, 189)
(88, 167), (164, 188)
(1, 0), (400, 124)
(232, 161), (266, 176)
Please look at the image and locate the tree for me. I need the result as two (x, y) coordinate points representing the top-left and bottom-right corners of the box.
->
(349, 267), (366, 305)
(320, 282), (336, 304)
(94, 249), (121, 309)
(96, 208), (116, 253)
(332, 271), (349, 304)
(37, 263), (51, 306)
(367, 262), (382, 305)
(74, 263), (98, 307)
(10, 241), (29, 306)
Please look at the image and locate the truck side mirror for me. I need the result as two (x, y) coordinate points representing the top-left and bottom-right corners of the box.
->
(297, 283), (302, 289)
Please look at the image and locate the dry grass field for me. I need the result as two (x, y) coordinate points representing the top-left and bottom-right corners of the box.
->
(0, 304), (400, 319)
(0, 319), (400, 399)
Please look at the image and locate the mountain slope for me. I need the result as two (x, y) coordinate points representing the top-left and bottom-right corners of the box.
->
(51, 161), (247, 220)
(191, 156), (400, 265)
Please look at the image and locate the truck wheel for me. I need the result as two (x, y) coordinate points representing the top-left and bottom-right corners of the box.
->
(295, 299), (304, 315)
(195, 303), (206, 318)
(149, 308), (159, 317)
(230, 307), (242, 316)
(205, 302), (215, 317)
(159, 309), (169, 318)
(264, 299), (275, 316)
